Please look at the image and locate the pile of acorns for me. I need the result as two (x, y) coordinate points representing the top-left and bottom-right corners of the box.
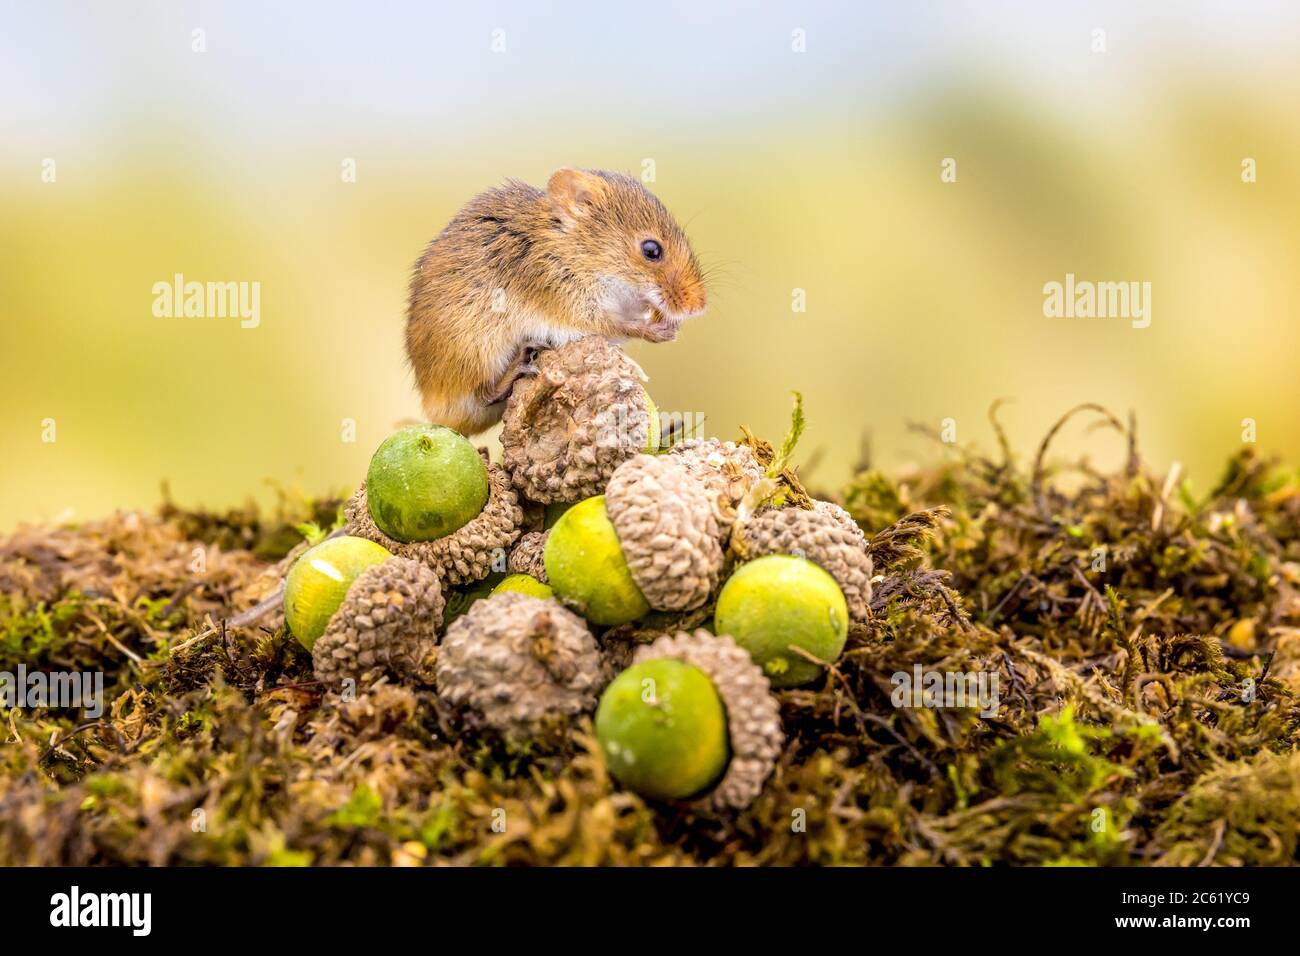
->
(283, 337), (873, 811)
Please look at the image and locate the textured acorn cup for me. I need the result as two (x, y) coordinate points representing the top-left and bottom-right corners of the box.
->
(507, 529), (549, 582)
(544, 496), (650, 626)
(596, 657), (729, 801)
(736, 500), (873, 623)
(283, 535), (393, 649)
(344, 458), (524, 587)
(501, 336), (657, 503)
(667, 438), (764, 534)
(435, 592), (603, 740)
(714, 554), (849, 688)
(312, 556), (444, 688)
(365, 424), (490, 542)
(604, 454), (724, 612)
(609, 629), (784, 810)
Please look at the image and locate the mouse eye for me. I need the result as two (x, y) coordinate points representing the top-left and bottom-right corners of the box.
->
(640, 239), (663, 262)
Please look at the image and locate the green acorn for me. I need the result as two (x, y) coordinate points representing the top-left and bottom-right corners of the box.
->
(543, 496), (649, 626)
(491, 573), (554, 600)
(283, 536), (392, 649)
(311, 556), (444, 688)
(734, 500), (873, 623)
(713, 554), (849, 688)
(596, 630), (784, 810)
(365, 424), (489, 542)
(283, 538), (444, 688)
(344, 430), (524, 587)
(597, 658), (728, 800)
(543, 454), (725, 626)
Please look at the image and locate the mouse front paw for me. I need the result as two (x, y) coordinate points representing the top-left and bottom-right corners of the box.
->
(640, 313), (681, 343)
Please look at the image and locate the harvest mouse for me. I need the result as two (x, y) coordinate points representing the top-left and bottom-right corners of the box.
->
(405, 168), (708, 435)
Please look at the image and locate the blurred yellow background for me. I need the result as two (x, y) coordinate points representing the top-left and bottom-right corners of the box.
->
(3, 1), (1298, 529)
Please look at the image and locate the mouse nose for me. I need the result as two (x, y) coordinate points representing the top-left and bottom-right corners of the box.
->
(661, 272), (706, 317)
(676, 279), (707, 317)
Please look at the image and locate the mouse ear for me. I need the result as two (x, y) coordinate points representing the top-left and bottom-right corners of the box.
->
(548, 168), (604, 225)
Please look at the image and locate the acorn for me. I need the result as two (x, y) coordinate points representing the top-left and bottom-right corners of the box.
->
(713, 554), (849, 688)
(734, 500), (873, 622)
(543, 496), (649, 626)
(283, 535), (393, 649)
(312, 556), (444, 687)
(605, 454), (724, 611)
(435, 592), (603, 740)
(544, 455), (724, 625)
(596, 629), (783, 810)
(282, 537), (443, 687)
(667, 437), (764, 533)
(365, 424), (489, 541)
(500, 336), (658, 503)
(491, 573), (554, 600)
(344, 445), (524, 587)
(597, 658), (726, 801)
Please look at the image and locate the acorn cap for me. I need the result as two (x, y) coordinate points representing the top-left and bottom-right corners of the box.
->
(435, 592), (603, 740)
(344, 462), (523, 587)
(814, 499), (868, 542)
(507, 530), (549, 583)
(605, 454), (724, 612)
(667, 438), (764, 533)
(312, 556), (443, 688)
(500, 337), (653, 503)
(737, 501), (874, 623)
(633, 629), (783, 811)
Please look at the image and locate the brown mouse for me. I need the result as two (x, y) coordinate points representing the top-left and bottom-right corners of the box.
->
(405, 168), (708, 435)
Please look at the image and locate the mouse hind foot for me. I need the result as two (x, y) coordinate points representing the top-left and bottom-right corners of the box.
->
(481, 342), (543, 405)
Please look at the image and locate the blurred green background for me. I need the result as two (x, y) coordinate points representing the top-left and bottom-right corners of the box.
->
(3, 1), (1298, 530)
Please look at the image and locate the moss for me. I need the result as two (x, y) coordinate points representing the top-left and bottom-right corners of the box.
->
(842, 470), (907, 532)
(0, 592), (89, 671)
(1154, 751), (1300, 866)
(986, 707), (1131, 801)
(0, 404), (1297, 865)
(327, 784), (384, 829)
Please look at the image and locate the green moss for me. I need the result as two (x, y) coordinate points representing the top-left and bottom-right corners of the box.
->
(1155, 752), (1300, 866)
(986, 707), (1128, 801)
(327, 784), (384, 829)
(0, 592), (87, 671)
(842, 470), (906, 532)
